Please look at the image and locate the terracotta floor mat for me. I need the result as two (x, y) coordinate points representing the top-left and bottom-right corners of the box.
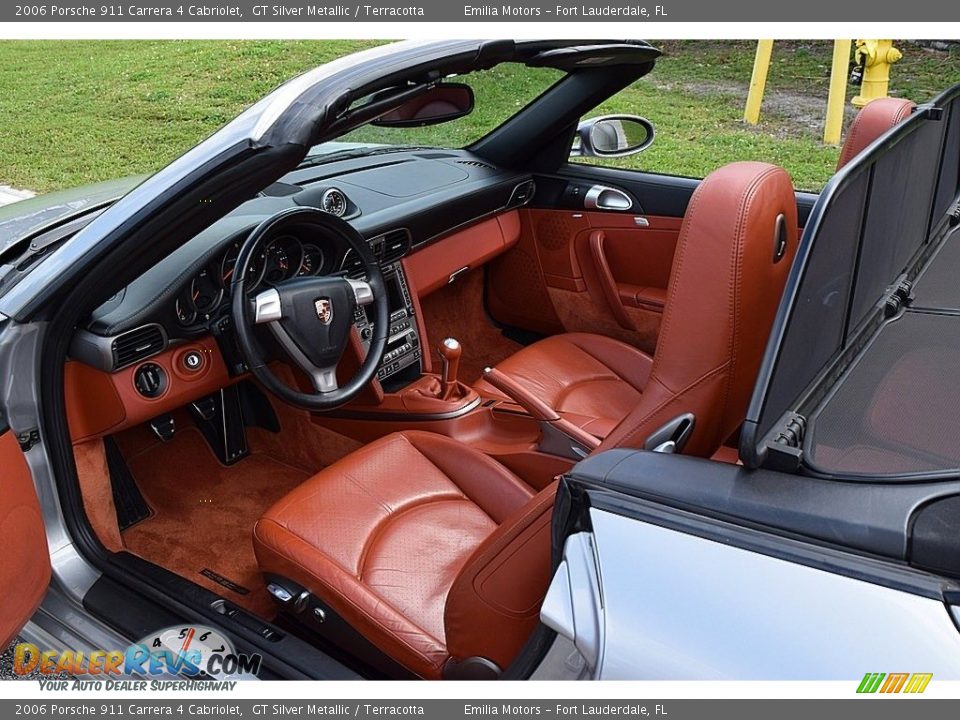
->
(121, 428), (309, 619)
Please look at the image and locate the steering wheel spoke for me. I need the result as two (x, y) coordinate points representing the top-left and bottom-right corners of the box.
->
(252, 288), (283, 324)
(347, 279), (374, 306)
(266, 320), (340, 393)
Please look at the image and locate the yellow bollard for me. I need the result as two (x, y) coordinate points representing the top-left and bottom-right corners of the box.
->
(744, 39), (774, 125)
(852, 40), (902, 107)
(824, 39), (853, 145)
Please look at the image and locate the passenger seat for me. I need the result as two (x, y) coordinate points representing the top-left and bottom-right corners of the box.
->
(476, 161), (799, 456)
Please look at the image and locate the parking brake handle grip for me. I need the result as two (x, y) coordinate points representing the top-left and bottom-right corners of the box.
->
(482, 367), (558, 421)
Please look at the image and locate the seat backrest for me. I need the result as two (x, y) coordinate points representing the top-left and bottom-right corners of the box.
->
(599, 161), (799, 457)
(837, 98), (916, 170)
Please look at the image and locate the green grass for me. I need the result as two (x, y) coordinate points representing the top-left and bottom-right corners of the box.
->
(0, 39), (958, 194)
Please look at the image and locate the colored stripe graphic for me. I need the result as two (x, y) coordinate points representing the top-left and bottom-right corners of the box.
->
(857, 673), (886, 693)
(857, 672), (932, 694)
(904, 673), (933, 694)
(880, 673), (909, 693)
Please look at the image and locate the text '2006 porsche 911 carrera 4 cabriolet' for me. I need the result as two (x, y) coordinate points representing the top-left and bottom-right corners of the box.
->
(1, 39), (960, 681)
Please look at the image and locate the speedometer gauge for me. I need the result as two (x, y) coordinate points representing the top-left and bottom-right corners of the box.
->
(320, 188), (348, 217)
(220, 242), (265, 292)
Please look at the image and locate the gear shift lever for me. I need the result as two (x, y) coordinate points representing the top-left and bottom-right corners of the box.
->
(437, 337), (462, 400)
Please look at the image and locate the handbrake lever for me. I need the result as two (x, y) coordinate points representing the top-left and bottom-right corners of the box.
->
(482, 367), (600, 459)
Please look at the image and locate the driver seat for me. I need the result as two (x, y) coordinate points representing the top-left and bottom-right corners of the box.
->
(254, 161), (799, 678)
(254, 430), (553, 679)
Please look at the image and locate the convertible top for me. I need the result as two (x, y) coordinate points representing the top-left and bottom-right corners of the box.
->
(744, 83), (960, 481)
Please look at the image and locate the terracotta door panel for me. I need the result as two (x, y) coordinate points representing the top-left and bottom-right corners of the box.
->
(487, 208), (682, 353)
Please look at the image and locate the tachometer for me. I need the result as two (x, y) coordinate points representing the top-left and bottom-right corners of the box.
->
(263, 235), (304, 285)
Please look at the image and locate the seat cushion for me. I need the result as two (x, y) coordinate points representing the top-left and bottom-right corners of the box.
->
(474, 332), (653, 437)
(253, 430), (534, 679)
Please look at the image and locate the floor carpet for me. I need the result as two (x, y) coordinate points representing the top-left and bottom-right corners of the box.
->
(121, 427), (309, 619)
(418, 267), (523, 385)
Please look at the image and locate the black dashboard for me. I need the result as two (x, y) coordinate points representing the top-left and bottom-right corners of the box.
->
(70, 148), (533, 380)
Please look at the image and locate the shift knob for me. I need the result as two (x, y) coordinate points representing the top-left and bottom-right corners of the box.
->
(437, 337), (462, 397)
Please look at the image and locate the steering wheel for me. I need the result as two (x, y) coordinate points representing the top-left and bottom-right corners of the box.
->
(231, 207), (389, 411)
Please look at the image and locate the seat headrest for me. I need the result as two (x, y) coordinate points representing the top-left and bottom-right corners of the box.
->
(837, 98), (916, 170)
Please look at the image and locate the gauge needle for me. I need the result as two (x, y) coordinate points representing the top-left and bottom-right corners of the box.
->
(180, 628), (196, 655)
(223, 268), (234, 281)
(193, 290), (200, 301)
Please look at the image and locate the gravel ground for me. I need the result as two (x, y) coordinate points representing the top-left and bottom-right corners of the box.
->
(1, 639), (38, 680)
(1, 639), (71, 681)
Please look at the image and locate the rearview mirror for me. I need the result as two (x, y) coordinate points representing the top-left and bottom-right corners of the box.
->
(571, 115), (655, 158)
(372, 83), (475, 128)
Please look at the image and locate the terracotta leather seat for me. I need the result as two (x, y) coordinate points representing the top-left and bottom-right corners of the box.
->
(254, 430), (555, 679)
(254, 162), (800, 679)
(836, 97), (915, 170)
(479, 161), (800, 455)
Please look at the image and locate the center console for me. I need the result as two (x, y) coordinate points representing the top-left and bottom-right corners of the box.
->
(352, 260), (421, 385)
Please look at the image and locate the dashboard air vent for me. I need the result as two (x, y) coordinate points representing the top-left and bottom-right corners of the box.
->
(456, 159), (495, 171)
(507, 180), (537, 209)
(112, 324), (166, 369)
(380, 229), (412, 264)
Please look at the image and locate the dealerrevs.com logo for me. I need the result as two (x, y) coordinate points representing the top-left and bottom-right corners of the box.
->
(12, 625), (261, 689)
(857, 672), (933, 694)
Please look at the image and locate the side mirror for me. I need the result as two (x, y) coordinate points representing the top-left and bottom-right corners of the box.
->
(372, 83), (475, 128)
(571, 115), (655, 158)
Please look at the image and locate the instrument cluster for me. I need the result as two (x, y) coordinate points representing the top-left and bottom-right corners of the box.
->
(173, 233), (331, 328)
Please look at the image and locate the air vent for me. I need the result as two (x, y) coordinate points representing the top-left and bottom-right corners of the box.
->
(456, 159), (495, 171)
(507, 179), (537, 208)
(380, 229), (412, 263)
(112, 324), (166, 369)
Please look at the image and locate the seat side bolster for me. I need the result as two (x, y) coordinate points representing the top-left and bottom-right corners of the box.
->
(443, 482), (557, 670)
(253, 517), (450, 679)
(404, 430), (534, 523)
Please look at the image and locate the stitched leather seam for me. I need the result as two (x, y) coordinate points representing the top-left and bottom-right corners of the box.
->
(648, 171), (709, 387)
(721, 166), (781, 441)
(355, 495), (480, 581)
(568, 337), (651, 391)
(407, 432), (532, 514)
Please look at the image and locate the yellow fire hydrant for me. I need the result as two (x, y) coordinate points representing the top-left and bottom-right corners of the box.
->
(852, 40), (903, 107)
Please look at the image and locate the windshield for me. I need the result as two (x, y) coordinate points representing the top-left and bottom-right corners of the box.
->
(304, 64), (564, 161)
